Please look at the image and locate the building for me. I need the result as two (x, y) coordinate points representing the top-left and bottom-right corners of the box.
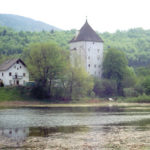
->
(69, 20), (104, 77)
(0, 58), (29, 86)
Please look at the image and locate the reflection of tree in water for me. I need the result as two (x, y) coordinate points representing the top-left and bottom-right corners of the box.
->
(0, 128), (29, 145)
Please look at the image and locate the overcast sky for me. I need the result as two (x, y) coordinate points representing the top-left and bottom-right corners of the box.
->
(0, 0), (150, 32)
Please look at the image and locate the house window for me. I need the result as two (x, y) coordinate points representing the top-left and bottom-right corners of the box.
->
(2, 73), (4, 76)
(94, 64), (96, 68)
(16, 61), (19, 64)
(88, 64), (90, 67)
(23, 73), (26, 77)
(9, 72), (12, 76)
(17, 68), (19, 70)
(20, 66), (22, 69)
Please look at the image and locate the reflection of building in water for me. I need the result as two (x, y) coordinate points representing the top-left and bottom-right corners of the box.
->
(0, 128), (29, 143)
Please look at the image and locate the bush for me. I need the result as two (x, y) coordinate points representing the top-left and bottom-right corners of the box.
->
(123, 88), (139, 97)
(93, 79), (117, 97)
(142, 77), (150, 95)
(122, 94), (150, 103)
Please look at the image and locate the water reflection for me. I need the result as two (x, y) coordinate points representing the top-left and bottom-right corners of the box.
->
(0, 127), (29, 146)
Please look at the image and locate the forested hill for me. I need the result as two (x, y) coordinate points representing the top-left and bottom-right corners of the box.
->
(0, 14), (60, 31)
(0, 25), (150, 67)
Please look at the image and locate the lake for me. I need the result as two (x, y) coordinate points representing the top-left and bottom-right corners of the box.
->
(1, 105), (150, 149)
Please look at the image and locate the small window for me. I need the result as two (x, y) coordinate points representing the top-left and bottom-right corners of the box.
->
(17, 68), (19, 70)
(20, 66), (21, 69)
(9, 72), (12, 76)
(94, 64), (96, 68)
(2, 73), (4, 76)
(16, 61), (19, 64)
(23, 73), (26, 77)
(88, 64), (90, 67)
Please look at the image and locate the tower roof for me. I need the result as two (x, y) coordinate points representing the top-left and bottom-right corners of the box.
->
(69, 20), (103, 43)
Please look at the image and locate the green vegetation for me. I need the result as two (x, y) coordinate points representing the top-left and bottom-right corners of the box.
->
(0, 87), (30, 101)
(1, 25), (150, 67)
(1, 21), (150, 103)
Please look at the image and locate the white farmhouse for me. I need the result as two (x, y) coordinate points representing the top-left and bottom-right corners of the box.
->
(69, 20), (104, 77)
(0, 58), (29, 86)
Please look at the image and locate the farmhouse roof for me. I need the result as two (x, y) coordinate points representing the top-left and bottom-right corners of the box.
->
(69, 20), (103, 43)
(0, 58), (26, 71)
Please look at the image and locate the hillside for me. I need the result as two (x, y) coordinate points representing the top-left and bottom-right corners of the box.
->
(0, 14), (60, 31)
(0, 25), (150, 67)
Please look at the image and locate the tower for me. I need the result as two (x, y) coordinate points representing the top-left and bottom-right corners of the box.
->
(69, 20), (104, 77)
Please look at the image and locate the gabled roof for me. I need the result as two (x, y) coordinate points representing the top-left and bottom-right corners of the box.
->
(69, 20), (103, 43)
(0, 58), (26, 71)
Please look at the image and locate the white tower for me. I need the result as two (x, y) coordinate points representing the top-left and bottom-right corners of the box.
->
(69, 20), (104, 78)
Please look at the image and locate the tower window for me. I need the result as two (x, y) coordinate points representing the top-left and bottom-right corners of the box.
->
(9, 72), (12, 76)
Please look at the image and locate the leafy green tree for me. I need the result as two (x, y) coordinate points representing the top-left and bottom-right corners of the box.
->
(24, 42), (68, 98)
(59, 66), (94, 100)
(103, 48), (130, 95)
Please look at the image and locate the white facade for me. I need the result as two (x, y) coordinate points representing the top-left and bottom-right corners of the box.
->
(0, 61), (29, 86)
(70, 41), (103, 78)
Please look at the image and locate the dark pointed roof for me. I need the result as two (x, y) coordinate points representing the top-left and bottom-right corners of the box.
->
(0, 58), (26, 71)
(69, 20), (103, 43)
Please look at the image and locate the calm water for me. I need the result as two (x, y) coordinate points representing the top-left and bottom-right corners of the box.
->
(1, 106), (150, 147)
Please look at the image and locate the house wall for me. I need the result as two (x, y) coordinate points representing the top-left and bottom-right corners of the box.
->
(70, 41), (103, 77)
(0, 62), (29, 86)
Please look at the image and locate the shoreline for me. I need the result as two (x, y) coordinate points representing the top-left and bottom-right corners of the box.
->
(1, 100), (150, 108)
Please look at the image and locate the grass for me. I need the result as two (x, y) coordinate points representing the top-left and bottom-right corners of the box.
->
(0, 86), (33, 101)
(118, 94), (150, 103)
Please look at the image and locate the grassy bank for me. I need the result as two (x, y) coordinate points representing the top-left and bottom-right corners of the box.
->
(0, 87), (32, 101)
(118, 94), (150, 103)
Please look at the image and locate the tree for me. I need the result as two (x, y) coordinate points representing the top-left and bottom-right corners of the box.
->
(24, 42), (68, 98)
(103, 48), (129, 95)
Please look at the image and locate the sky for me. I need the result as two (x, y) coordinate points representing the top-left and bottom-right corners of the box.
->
(0, 0), (150, 33)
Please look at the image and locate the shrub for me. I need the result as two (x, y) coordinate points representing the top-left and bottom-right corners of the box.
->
(123, 88), (139, 97)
